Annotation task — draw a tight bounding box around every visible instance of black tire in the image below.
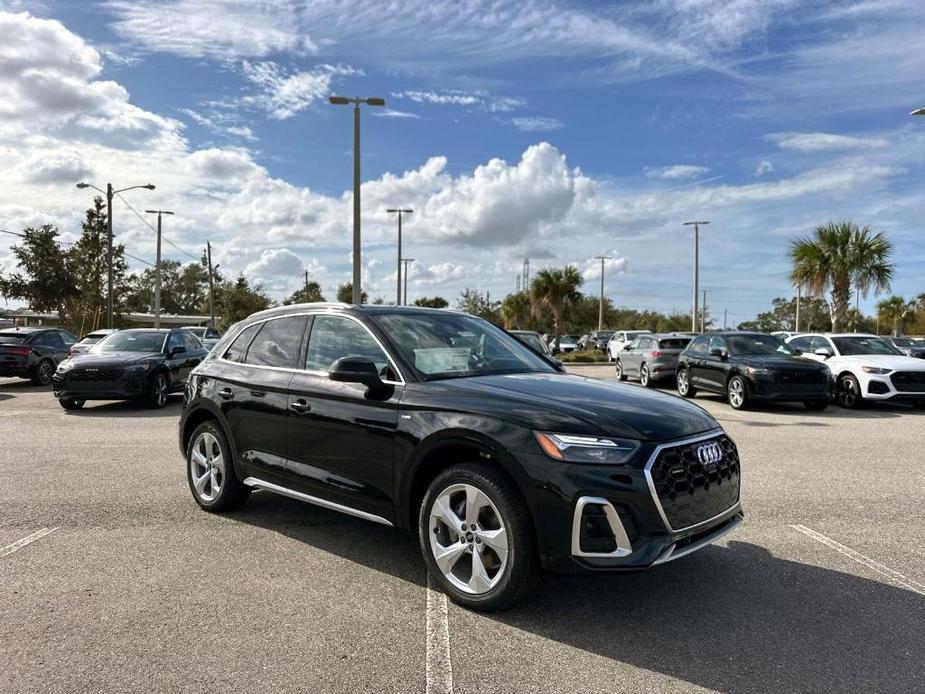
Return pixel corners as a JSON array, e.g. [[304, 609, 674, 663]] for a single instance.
[[419, 463, 539, 612], [147, 372, 169, 409], [31, 359, 54, 386], [836, 373, 863, 409], [640, 363, 654, 388], [615, 360, 627, 381], [677, 367, 696, 397], [727, 375, 750, 410], [59, 398, 85, 410], [803, 400, 829, 411], [186, 420, 250, 512]]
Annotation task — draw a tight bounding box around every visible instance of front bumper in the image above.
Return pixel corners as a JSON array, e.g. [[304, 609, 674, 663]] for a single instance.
[[53, 371, 148, 400], [860, 371, 925, 400], [749, 374, 832, 402], [517, 429, 743, 573]]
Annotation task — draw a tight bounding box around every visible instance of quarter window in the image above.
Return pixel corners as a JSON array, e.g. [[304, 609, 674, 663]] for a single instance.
[[304, 315, 390, 375], [245, 316, 308, 368], [223, 324, 261, 363]]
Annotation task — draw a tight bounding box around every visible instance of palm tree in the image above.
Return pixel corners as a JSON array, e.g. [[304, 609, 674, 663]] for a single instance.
[[876, 295, 914, 336], [530, 265, 582, 349], [499, 291, 531, 330], [790, 222, 894, 332]]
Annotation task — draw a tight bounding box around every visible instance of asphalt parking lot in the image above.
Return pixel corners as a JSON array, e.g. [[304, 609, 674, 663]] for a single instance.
[[2, 367, 923, 694]]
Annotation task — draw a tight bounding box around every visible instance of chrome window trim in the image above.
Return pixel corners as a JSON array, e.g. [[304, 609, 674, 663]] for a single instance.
[[643, 428, 741, 533], [214, 310, 406, 385], [570, 496, 633, 558], [243, 477, 393, 526]]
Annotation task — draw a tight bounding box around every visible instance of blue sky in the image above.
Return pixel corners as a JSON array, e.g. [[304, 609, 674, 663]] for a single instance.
[[1, 0, 924, 324]]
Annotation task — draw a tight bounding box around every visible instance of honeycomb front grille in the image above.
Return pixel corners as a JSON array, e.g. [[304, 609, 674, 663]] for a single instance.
[[648, 435, 740, 530], [69, 368, 123, 383], [891, 371, 925, 392]]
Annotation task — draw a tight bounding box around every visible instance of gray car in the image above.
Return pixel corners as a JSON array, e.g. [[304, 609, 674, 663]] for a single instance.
[[615, 333, 693, 387]]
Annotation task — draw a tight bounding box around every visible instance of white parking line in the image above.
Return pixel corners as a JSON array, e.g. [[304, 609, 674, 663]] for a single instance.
[[425, 572, 454, 694], [0, 527, 58, 558], [791, 524, 925, 597]]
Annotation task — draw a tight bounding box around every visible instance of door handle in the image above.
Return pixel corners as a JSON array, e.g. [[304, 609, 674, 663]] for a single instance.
[[218, 388, 234, 400], [250, 390, 266, 398], [290, 399, 311, 414]]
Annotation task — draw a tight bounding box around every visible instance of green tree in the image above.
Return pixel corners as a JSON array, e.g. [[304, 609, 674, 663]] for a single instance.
[[530, 266, 582, 348], [737, 296, 830, 333], [790, 222, 894, 332], [215, 275, 272, 330], [336, 282, 367, 304], [284, 279, 325, 305], [499, 292, 532, 329], [876, 296, 915, 336], [414, 296, 449, 309], [456, 288, 500, 323], [0, 225, 74, 318]]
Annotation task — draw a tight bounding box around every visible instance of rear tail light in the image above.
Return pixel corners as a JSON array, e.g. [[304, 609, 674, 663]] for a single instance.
[[4, 346, 31, 356], [650, 351, 662, 357]]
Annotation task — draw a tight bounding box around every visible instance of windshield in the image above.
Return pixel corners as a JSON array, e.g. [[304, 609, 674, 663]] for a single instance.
[[93, 331, 166, 353], [374, 313, 556, 381], [596, 331, 614, 339], [512, 333, 548, 354], [833, 336, 902, 356], [891, 338, 915, 347], [727, 334, 797, 356], [183, 327, 206, 337]]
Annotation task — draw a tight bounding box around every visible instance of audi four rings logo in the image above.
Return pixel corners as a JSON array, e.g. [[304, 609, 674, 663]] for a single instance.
[[697, 442, 723, 465]]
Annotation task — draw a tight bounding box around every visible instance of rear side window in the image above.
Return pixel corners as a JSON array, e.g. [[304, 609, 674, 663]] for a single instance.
[[245, 316, 308, 368], [304, 315, 389, 373], [223, 324, 261, 363], [182, 333, 202, 351]]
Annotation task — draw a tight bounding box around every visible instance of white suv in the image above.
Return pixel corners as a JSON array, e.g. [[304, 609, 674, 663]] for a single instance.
[[786, 333, 925, 408], [607, 330, 652, 362]]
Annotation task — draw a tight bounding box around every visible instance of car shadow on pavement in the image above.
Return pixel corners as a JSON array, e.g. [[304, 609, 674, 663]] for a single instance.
[[493, 540, 924, 693], [65, 396, 184, 418]]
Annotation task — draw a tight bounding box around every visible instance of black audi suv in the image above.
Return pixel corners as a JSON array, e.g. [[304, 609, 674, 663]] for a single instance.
[[676, 332, 832, 410], [179, 304, 743, 610], [54, 328, 208, 409], [0, 326, 77, 385]]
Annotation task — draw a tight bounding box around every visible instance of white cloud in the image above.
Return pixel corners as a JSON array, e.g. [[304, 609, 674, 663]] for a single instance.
[[392, 89, 525, 113], [581, 253, 627, 281], [240, 61, 361, 119], [16, 150, 91, 183], [768, 131, 889, 152], [244, 248, 306, 290], [511, 117, 565, 132], [182, 148, 261, 182], [754, 159, 774, 176], [179, 108, 257, 141], [644, 165, 711, 180], [373, 109, 421, 119]]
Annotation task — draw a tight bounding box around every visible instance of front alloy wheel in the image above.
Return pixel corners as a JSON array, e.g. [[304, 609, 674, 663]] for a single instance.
[[727, 375, 749, 410], [420, 464, 538, 611], [148, 373, 168, 408], [837, 374, 863, 409], [677, 368, 696, 397]]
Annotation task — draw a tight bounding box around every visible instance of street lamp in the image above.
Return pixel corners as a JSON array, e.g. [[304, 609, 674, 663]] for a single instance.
[[910, 108, 925, 115], [387, 208, 413, 305], [329, 95, 386, 304], [76, 181, 155, 328], [401, 258, 414, 306], [592, 255, 612, 331], [145, 210, 174, 328], [682, 220, 710, 332]]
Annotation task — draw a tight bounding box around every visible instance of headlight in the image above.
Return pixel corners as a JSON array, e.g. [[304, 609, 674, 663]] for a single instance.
[[861, 366, 891, 374], [534, 432, 640, 464], [127, 363, 153, 373], [56, 360, 74, 372], [745, 366, 771, 376]]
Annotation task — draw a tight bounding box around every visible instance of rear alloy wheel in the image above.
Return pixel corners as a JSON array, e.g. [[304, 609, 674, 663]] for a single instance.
[[420, 463, 538, 611], [677, 368, 696, 398], [640, 364, 653, 388], [837, 373, 863, 409], [186, 421, 250, 511], [31, 359, 54, 386], [59, 398, 85, 410], [148, 373, 168, 409], [615, 360, 626, 381], [727, 375, 749, 410]]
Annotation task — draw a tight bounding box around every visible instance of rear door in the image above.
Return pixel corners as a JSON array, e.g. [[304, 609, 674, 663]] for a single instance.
[[286, 313, 403, 519]]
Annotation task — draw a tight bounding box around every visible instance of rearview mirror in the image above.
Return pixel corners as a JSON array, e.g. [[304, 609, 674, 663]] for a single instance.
[[170, 345, 186, 356], [814, 347, 832, 358], [329, 357, 386, 390]]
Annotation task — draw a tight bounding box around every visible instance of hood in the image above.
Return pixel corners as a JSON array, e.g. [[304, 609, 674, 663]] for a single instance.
[[433, 372, 718, 441], [834, 354, 925, 370], [67, 351, 162, 368]]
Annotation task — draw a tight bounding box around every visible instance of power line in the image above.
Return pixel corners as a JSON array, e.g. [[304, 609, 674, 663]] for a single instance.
[[115, 192, 200, 262], [2, 226, 155, 267]]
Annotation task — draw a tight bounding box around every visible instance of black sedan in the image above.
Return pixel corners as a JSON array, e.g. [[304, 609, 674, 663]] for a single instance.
[[676, 332, 832, 410], [53, 328, 208, 410], [0, 327, 77, 385]]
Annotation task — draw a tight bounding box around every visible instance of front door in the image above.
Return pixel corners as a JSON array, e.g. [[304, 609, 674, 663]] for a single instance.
[[286, 314, 403, 519], [700, 336, 729, 391]]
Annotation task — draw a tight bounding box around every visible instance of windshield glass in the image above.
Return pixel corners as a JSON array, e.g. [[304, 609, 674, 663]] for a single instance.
[[93, 331, 165, 353], [833, 336, 902, 356], [183, 328, 206, 337], [375, 313, 556, 381], [727, 334, 797, 356]]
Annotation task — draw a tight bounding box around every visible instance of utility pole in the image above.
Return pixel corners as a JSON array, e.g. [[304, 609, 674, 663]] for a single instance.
[[76, 181, 155, 328], [401, 258, 414, 305], [795, 285, 802, 332], [329, 96, 385, 304], [701, 289, 707, 333], [593, 255, 612, 331], [145, 210, 174, 328], [683, 221, 710, 333], [387, 208, 412, 305], [723, 308, 728, 330], [304, 269, 310, 292], [202, 242, 215, 329], [522, 258, 530, 293]]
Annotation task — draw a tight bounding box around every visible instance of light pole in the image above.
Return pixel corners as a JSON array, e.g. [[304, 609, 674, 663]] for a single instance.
[[911, 108, 925, 115], [401, 258, 414, 306], [329, 95, 385, 304], [683, 220, 710, 332], [201, 241, 216, 329], [593, 255, 611, 331], [145, 210, 174, 328], [76, 181, 155, 328], [387, 208, 413, 305]]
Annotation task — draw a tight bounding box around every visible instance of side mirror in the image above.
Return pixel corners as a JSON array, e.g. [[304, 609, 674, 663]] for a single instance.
[[623, 344, 633, 351], [814, 348, 832, 358], [709, 347, 727, 359], [551, 347, 561, 355], [170, 345, 186, 356], [329, 357, 385, 390]]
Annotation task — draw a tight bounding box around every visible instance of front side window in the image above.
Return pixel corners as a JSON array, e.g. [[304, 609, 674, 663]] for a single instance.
[[95, 332, 166, 353], [708, 336, 726, 354], [789, 336, 812, 352], [305, 315, 390, 374], [726, 334, 796, 356], [373, 312, 555, 381], [182, 332, 202, 351], [59, 331, 77, 345], [688, 337, 709, 355], [832, 336, 901, 356], [34, 331, 65, 348], [246, 316, 308, 368], [167, 333, 185, 353]]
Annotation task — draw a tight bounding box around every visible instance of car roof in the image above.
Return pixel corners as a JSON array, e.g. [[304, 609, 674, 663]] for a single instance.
[[509, 330, 539, 335], [247, 302, 469, 321], [791, 332, 878, 338], [0, 326, 49, 334]]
